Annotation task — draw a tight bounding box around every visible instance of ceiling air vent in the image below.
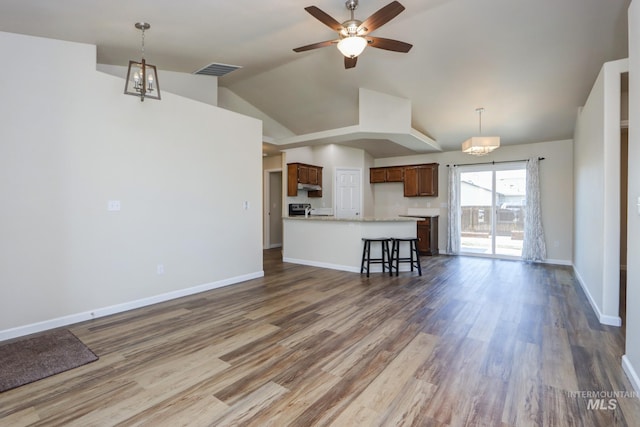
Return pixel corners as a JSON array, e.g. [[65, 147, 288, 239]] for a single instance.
[[193, 63, 242, 77]]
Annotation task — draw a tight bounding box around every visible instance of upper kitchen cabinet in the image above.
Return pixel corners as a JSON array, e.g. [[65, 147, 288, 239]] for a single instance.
[[403, 163, 439, 197], [287, 162, 323, 197], [370, 166, 404, 183]]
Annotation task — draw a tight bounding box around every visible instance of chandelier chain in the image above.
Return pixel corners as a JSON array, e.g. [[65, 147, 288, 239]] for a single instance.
[[141, 28, 145, 59]]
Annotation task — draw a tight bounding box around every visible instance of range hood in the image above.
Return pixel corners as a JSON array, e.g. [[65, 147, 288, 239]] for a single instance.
[[297, 183, 322, 191]]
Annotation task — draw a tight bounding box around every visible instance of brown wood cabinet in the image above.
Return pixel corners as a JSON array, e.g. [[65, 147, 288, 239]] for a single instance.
[[370, 168, 386, 183], [370, 166, 404, 183], [416, 216, 439, 255], [403, 163, 438, 197], [287, 163, 323, 197], [386, 167, 404, 182], [370, 163, 438, 197], [308, 166, 320, 185]]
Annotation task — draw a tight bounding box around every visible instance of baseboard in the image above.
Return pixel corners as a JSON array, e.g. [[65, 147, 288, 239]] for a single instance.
[[622, 355, 640, 396], [573, 267, 622, 327], [0, 271, 264, 342], [283, 257, 360, 273], [542, 258, 573, 266], [450, 252, 572, 266]]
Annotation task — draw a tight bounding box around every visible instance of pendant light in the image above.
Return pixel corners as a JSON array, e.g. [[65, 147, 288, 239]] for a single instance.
[[124, 22, 161, 102], [462, 107, 500, 156]]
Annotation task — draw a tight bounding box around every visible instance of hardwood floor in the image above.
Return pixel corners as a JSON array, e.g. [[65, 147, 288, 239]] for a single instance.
[[1, 250, 639, 426]]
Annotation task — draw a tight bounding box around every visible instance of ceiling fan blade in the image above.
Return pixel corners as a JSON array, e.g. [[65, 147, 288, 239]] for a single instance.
[[304, 6, 344, 32], [293, 40, 338, 52], [366, 36, 412, 53], [344, 56, 358, 69], [358, 1, 405, 34]]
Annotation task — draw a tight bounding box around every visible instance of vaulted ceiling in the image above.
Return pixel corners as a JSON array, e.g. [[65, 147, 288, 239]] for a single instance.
[[0, 0, 630, 157]]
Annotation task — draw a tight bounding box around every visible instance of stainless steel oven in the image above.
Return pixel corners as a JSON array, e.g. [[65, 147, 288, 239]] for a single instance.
[[288, 203, 311, 216]]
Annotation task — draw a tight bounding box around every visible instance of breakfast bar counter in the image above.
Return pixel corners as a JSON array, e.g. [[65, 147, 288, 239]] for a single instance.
[[282, 216, 417, 273]]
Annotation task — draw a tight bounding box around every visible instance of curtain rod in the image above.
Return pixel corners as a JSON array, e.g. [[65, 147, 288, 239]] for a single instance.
[[446, 157, 545, 167]]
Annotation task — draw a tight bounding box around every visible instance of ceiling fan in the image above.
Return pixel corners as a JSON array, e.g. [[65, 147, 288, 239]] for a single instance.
[[293, 0, 412, 69]]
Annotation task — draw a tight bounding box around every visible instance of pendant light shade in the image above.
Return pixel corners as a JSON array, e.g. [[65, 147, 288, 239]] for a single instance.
[[462, 108, 499, 156], [124, 22, 161, 102], [461, 136, 501, 156]]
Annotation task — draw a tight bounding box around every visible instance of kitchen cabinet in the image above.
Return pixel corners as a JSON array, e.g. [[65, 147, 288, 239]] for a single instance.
[[287, 162, 323, 197], [417, 216, 439, 255], [404, 163, 438, 197], [308, 166, 320, 185], [370, 166, 404, 183], [370, 168, 386, 183]]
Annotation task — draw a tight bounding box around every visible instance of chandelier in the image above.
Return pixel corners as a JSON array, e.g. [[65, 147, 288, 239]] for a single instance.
[[124, 22, 161, 102], [462, 108, 500, 156]]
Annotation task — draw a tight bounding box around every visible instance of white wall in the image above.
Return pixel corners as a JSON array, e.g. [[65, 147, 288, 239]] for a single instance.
[[624, 0, 640, 395], [573, 59, 628, 326], [218, 87, 295, 141], [373, 140, 574, 265], [0, 32, 263, 339]]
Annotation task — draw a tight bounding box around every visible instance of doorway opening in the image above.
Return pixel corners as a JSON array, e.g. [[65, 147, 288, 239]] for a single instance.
[[264, 169, 283, 249], [620, 70, 629, 329], [458, 163, 527, 258]]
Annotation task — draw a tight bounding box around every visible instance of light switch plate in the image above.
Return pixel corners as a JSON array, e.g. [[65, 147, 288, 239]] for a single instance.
[[108, 200, 121, 211]]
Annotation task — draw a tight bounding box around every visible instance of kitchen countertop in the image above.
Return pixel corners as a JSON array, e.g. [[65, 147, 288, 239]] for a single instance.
[[284, 216, 417, 222], [398, 214, 439, 219]]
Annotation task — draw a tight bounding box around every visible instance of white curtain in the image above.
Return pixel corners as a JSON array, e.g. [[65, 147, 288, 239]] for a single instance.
[[522, 157, 546, 261], [447, 166, 460, 254]]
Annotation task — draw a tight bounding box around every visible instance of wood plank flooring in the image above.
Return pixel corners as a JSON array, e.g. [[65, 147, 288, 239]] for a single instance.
[[1, 250, 640, 426]]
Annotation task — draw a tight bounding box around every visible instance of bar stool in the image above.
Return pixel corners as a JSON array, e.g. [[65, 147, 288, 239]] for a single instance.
[[360, 238, 391, 277], [390, 238, 422, 276]]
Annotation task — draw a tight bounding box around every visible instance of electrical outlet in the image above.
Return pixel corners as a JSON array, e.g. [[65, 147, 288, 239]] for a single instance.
[[107, 200, 121, 211], [157, 264, 164, 275]]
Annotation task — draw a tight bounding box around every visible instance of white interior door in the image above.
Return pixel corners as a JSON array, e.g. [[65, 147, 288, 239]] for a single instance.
[[335, 168, 361, 218]]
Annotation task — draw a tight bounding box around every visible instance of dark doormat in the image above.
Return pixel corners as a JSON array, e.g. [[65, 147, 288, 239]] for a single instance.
[[0, 329, 98, 393]]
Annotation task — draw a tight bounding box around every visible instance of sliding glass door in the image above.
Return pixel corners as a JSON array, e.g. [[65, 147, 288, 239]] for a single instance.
[[459, 163, 526, 257]]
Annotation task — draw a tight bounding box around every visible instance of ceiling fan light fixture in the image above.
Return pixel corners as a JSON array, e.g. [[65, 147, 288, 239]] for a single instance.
[[462, 108, 500, 156], [337, 36, 367, 58]]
